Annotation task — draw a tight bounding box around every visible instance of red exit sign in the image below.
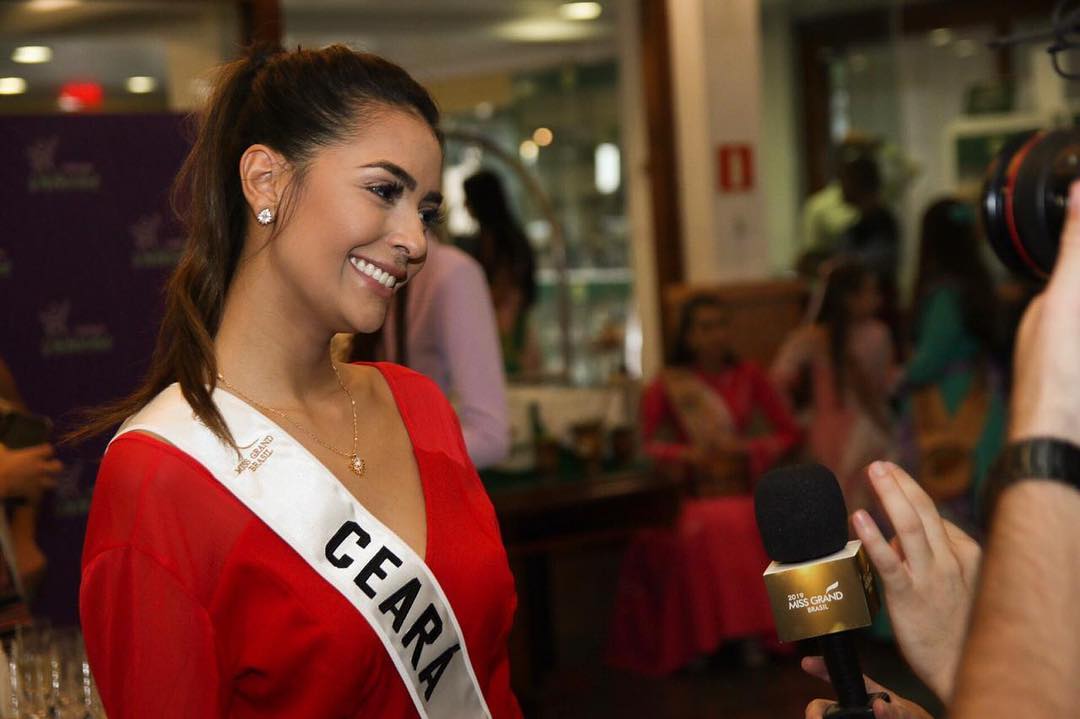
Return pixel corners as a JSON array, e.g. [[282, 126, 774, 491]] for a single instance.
[[717, 143, 754, 193]]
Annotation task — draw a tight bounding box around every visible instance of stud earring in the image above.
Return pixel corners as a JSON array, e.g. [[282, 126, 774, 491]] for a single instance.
[[256, 207, 275, 225]]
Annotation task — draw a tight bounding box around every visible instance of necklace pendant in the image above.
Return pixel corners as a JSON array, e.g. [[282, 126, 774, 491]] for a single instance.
[[349, 454, 366, 478]]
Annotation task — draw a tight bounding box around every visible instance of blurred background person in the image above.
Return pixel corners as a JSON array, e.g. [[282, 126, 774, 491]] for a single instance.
[[897, 198, 1007, 529], [772, 262, 897, 515], [607, 294, 801, 676], [0, 355, 60, 597], [808, 181, 1080, 719], [836, 153, 903, 352], [460, 170, 541, 379], [798, 134, 878, 275], [342, 234, 511, 469], [639, 295, 801, 483], [0, 444, 59, 503], [837, 154, 900, 280]]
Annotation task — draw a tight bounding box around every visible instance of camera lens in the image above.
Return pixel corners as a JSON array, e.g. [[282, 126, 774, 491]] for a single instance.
[[982, 128, 1080, 279]]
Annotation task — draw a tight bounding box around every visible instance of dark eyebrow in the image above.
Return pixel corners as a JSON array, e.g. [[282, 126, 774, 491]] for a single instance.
[[359, 161, 417, 192]]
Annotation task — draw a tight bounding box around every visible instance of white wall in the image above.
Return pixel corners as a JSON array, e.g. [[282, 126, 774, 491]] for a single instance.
[[760, 1, 802, 273], [885, 28, 1000, 295], [164, 5, 237, 111], [669, 0, 771, 284], [867, 32, 1064, 295]]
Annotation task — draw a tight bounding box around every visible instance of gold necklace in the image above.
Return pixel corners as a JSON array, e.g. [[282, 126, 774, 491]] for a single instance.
[[216, 361, 366, 478]]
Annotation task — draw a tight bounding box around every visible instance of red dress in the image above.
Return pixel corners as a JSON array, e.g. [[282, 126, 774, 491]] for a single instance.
[[80, 364, 522, 718], [607, 361, 800, 676]]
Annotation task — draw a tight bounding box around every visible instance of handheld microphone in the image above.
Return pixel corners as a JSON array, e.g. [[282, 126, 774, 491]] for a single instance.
[[754, 464, 882, 718]]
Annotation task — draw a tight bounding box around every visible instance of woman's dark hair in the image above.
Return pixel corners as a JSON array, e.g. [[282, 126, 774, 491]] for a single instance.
[[463, 170, 537, 309], [913, 197, 1002, 355], [669, 293, 732, 367], [815, 261, 872, 397], [70, 44, 440, 446]]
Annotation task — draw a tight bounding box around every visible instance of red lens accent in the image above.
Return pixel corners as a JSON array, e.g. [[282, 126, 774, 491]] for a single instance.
[[1003, 132, 1052, 279]]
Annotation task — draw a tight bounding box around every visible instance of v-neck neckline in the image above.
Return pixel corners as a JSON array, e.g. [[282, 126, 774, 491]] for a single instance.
[[212, 362, 432, 565], [359, 362, 432, 565]]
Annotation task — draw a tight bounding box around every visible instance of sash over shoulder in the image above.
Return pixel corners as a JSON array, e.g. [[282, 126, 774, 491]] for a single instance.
[[111, 383, 493, 719]]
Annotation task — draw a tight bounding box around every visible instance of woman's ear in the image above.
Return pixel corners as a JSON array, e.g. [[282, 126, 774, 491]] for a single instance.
[[239, 144, 290, 221]]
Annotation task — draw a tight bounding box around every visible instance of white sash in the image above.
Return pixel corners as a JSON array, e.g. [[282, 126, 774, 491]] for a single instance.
[[112, 384, 493, 719]]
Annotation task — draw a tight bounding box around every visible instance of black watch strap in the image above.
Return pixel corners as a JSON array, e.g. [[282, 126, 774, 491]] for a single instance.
[[986, 438, 1080, 521]]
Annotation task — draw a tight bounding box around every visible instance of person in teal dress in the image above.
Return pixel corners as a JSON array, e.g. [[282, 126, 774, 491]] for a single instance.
[[899, 198, 1007, 528]]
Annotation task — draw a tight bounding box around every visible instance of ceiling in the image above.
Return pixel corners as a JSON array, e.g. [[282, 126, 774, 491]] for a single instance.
[[0, 0, 619, 112], [282, 0, 617, 80]]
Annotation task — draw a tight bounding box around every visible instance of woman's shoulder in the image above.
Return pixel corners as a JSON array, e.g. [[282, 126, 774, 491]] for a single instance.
[[99, 431, 218, 494], [88, 433, 252, 555], [97, 431, 249, 509], [353, 361, 447, 407]]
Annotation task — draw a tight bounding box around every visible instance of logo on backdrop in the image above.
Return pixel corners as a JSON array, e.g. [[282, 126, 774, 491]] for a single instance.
[[39, 300, 114, 357], [52, 461, 92, 517], [0, 249, 10, 279], [130, 213, 184, 269], [27, 136, 101, 193]]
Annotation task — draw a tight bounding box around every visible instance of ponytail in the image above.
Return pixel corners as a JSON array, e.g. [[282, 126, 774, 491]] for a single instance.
[[68, 44, 439, 446]]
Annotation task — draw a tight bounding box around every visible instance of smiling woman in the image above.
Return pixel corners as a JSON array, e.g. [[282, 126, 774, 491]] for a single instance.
[[72, 44, 522, 719]]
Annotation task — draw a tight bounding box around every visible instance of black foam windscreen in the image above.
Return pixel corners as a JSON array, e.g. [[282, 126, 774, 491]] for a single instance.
[[754, 463, 849, 564]]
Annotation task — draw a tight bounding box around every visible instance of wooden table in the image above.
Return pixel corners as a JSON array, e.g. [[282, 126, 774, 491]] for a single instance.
[[490, 468, 681, 552], [486, 468, 682, 700]]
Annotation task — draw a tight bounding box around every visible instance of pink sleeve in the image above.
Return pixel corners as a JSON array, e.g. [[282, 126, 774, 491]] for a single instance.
[[769, 331, 809, 394], [433, 256, 511, 469]]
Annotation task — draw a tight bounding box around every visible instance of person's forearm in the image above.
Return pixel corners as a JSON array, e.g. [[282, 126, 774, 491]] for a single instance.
[[951, 480, 1080, 718]]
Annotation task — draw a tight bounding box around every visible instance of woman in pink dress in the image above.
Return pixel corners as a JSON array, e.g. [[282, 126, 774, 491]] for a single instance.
[[607, 295, 801, 676], [771, 261, 898, 515]]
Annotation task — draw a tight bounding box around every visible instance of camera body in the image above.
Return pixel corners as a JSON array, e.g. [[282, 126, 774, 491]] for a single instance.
[[982, 127, 1080, 279]]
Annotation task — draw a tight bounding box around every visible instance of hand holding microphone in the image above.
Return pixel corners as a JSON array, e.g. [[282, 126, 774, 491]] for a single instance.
[[796, 461, 980, 717], [755, 464, 884, 717], [801, 658, 933, 719], [850, 461, 979, 702]]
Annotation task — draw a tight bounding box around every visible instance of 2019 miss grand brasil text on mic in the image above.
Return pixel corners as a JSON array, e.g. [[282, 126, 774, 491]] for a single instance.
[[755, 463, 884, 718]]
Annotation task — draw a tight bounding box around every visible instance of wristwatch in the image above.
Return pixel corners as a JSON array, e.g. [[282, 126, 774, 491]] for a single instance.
[[985, 438, 1080, 521]]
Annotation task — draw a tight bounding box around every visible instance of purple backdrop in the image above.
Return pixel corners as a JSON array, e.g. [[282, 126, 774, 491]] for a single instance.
[[0, 114, 189, 624]]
